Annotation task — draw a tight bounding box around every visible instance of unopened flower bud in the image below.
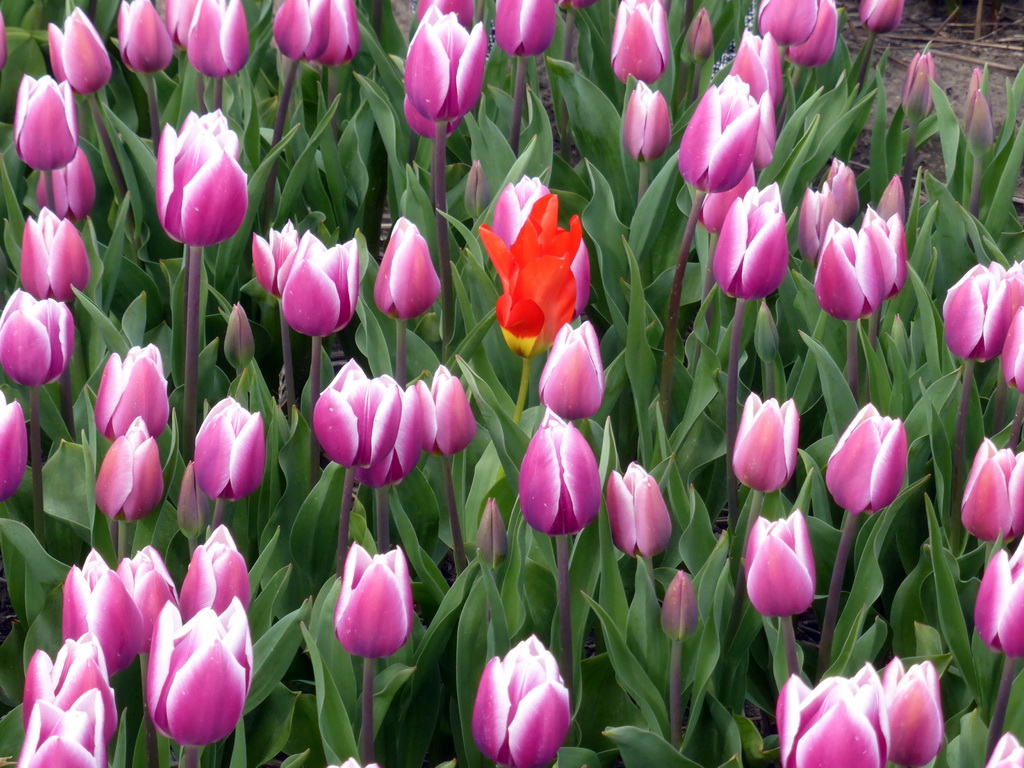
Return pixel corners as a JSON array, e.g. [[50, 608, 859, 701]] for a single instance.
[[465, 160, 490, 218], [225, 303, 254, 370], [661, 570, 698, 641], [754, 301, 778, 364], [478, 499, 507, 568], [902, 51, 936, 123], [177, 461, 209, 538], [965, 67, 994, 157], [687, 8, 713, 62]]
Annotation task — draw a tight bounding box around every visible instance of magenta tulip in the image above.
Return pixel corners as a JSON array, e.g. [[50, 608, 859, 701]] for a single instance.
[[0, 291, 74, 387], [406, 7, 486, 122], [14, 75, 78, 172], [902, 52, 936, 122], [119, 0, 174, 73], [157, 110, 248, 247], [252, 221, 300, 299], [354, 382, 426, 488], [418, 0, 474, 27], [335, 544, 414, 658], [861, 0, 903, 33], [882, 658, 943, 767], [787, 0, 838, 67], [519, 410, 601, 535], [0, 391, 27, 502], [798, 185, 837, 264], [877, 174, 905, 221], [18, 691, 107, 768], [116, 546, 179, 654], [496, 0, 556, 56], [49, 9, 112, 95], [423, 365, 477, 456], [606, 462, 672, 557], [21, 208, 90, 303], [861, 207, 907, 300], [1004, 308, 1024, 390], [611, 0, 670, 84], [714, 183, 788, 300], [179, 525, 250, 619], [623, 82, 672, 162], [824, 159, 859, 225], [95, 345, 169, 440], [815, 222, 887, 321], [943, 263, 1012, 361], [375, 218, 440, 319], [988, 734, 1024, 768], [757, 0, 820, 45], [472, 636, 570, 768], [538, 321, 605, 420], [194, 398, 265, 501], [166, 0, 200, 47], [977, 540, 1024, 657], [826, 405, 907, 514], [733, 394, 799, 493], [36, 148, 95, 221], [314, 361, 404, 468], [316, 0, 360, 65], [405, 94, 463, 139], [700, 167, 756, 235], [961, 439, 1024, 542], [187, 0, 249, 78], [0, 11, 6, 69], [96, 417, 164, 522], [281, 233, 360, 337], [274, 0, 330, 61], [745, 510, 815, 617], [731, 31, 783, 107]]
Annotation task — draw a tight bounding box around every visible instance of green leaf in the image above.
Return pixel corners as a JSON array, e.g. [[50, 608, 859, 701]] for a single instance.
[[800, 330, 858, 437], [42, 441, 96, 541], [0, 518, 68, 623], [246, 600, 309, 715], [604, 726, 701, 768], [300, 623, 359, 764]]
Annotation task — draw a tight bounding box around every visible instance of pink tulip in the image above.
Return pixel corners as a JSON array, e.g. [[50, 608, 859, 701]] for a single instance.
[[96, 417, 164, 522], [519, 410, 601, 535], [758, 0, 820, 45], [882, 658, 943, 767], [538, 321, 605, 420], [330, 762, 382, 768], [116, 546, 179, 653], [281, 233, 360, 337], [405, 7, 487, 123], [166, 0, 201, 47], [787, 0, 838, 67], [49, 9, 112, 95], [745, 510, 815, 617], [496, 0, 556, 57], [733, 394, 799, 493], [861, 207, 907, 299], [943, 263, 1012, 361], [36, 148, 95, 221], [623, 82, 671, 162], [225, 303, 254, 369], [0, 391, 27, 502], [731, 31, 783, 107], [335, 544, 414, 658], [1004, 308, 1024, 390], [194, 397, 265, 501], [375, 218, 440, 319], [95, 345, 169, 440], [119, 0, 175, 73], [962, 439, 1024, 542], [179, 525, 250, 619], [778, 665, 889, 768], [63, 550, 144, 675], [418, 0, 474, 27], [825, 159, 859, 225], [611, 0, 670, 85], [21, 208, 90, 303], [354, 382, 426, 488], [314, 361, 404, 468], [606, 462, 672, 557], [316, 0, 361, 65], [902, 52, 936, 122], [714, 183, 788, 300], [966, 68, 994, 156], [0, 290, 74, 387], [877, 174, 905, 221], [814, 222, 887, 321], [861, 0, 903, 33], [187, 0, 249, 78], [404, 95, 463, 139], [988, 734, 1024, 768], [177, 461, 209, 538], [274, 0, 330, 61], [422, 365, 477, 456], [252, 221, 300, 298], [18, 691, 107, 768], [157, 110, 248, 246], [0, 12, 6, 70], [700, 167, 756, 235], [14, 75, 78, 172], [976, 540, 1024, 656], [798, 185, 837, 264], [147, 600, 253, 745], [826, 405, 907, 514], [661, 570, 699, 640], [472, 636, 570, 768]]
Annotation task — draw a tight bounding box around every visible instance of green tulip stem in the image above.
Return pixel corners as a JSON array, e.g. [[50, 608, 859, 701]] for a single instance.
[[987, 656, 1018, 759], [510, 56, 528, 157], [637, 161, 649, 204], [900, 119, 919, 211], [183, 745, 199, 768], [58, 365, 75, 438], [376, 486, 390, 552], [1010, 395, 1024, 450], [726, 488, 763, 645], [556, 8, 577, 160], [817, 511, 861, 678], [117, 520, 129, 561], [361, 656, 376, 764], [140, 655, 160, 768], [867, 307, 881, 351], [702, 233, 720, 303], [856, 30, 877, 90], [183, 245, 203, 462], [310, 335, 323, 489], [847, 319, 860, 403], [395, 320, 408, 388], [669, 638, 683, 748], [145, 74, 161, 151], [433, 120, 454, 358], [970, 154, 984, 219], [327, 67, 340, 142], [213, 77, 224, 113], [782, 615, 800, 680], [994, 376, 1008, 432], [556, 534, 574, 698], [512, 356, 532, 425], [442, 455, 469, 572], [725, 298, 747, 534], [336, 466, 356, 578], [262, 59, 300, 228], [88, 94, 128, 201], [659, 189, 708, 424], [196, 74, 207, 112], [951, 358, 977, 554], [29, 387, 45, 548], [43, 170, 56, 213], [689, 61, 703, 106], [279, 304, 297, 410], [562, 8, 577, 63], [212, 498, 227, 530]]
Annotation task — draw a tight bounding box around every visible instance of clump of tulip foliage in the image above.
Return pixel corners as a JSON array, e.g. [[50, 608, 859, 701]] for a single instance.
[[0, 0, 1021, 765]]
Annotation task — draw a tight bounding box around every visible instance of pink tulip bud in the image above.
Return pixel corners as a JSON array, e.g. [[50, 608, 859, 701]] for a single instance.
[[1004, 308, 1024, 390], [731, 31, 783, 107], [661, 570, 699, 640], [1006, 264, 1024, 318], [116, 546, 178, 653], [988, 734, 1024, 768], [520, 410, 601, 535], [96, 417, 164, 522], [187, 0, 249, 78], [715, 183, 788, 300], [148, 600, 253, 745], [778, 665, 889, 768], [404, 94, 463, 139], [252, 221, 300, 298], [966, 67, 994, 156], [745, 510, 815, 617], [0, 12, 6, 70], [194, 398, 265, 501], [944, 263, 1012, 361], [976, 541, 1024, 656], [157, 111, 248, 246], [63, 550, 144, 674], [825, 159, 859, 225], [472, 636, 570, 768], [0, 392, 27, 502], [861, 0, 903, 33], [606, 462, 672, 557], [95, 345, 169, 440], [882, 658, 943, 767], [179, 525, 250, 619], [36, 148, 95, 221], [314, 361, 404, 468], [0, 290, 74, 387], [316, 0, 360, 65], [700, 167, 756, 234], [478, 498, 508, 567], [49, 9, 112, 95], [281, 233, 360, 337], [758, 0, 820, 45], [733, 394, 799, 493], [177, 461, 209, 537], [787, 0, 837, 67], [538, 321, 605, 420], [496, 0, 556, 57], [961, 438, 1024, 542], [225, 303, 254, 369], [406, 7, 486, 122], [21, 208, 90, 303], [274, 0, 330, 61], [465, 160, 490, 217], [611, 0, 670, 84], [119, 0, 174, 73], [861, 207, 907, 300], [14, 75, 78, 171], [877, 174, 905, 221], [424, 365, 476, 455], [335, 544, 415, 658], [24, 635, 117, 743], [798, 185, 836, 264], [902, 52, 936, 123], [375, 218, 440, 319], [18, 691, 107, 768], [623, 83, 671, 162], [814, 221, 886, 321], [166, 0, 200, 47], [355, 382, 426, 488], [826, 404, 907, 514], [686, 8, 714, 61], [419, 0, 475, 26]]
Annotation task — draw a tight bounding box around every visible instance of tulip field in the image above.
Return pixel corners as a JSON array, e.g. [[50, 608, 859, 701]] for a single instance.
[[2, 0, 1024, 765]]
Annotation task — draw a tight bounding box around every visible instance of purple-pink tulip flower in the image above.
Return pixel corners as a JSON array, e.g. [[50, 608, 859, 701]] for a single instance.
[[861, 207, 907, 300], [14, 75, 78, 172], [745, 509, 815, 617], [731, 31, 783, 107], [63, 550, 144, 675], [194, 397, 265, 501], [116, 546, 179, 654], [0, 392, 27, 502], [35, 148, 95, 222], [961, 439, 1024, 542], [700, 167, 756, 235], [826, 404, 907, 514], [757, 0, 820, 45], [314, 361, 404, 468], [815, 221, 888, 321], [623, 82, 672, 162], [733, 394, 799, 493], [662, 570, 699, 640], [165, 0, 200, 47], [496, 0, 556, 56], [335, 544, 415, 658], [714, 183, 788, 300], [375, 218, 440, 319], [977, 539, 1024, 656], [316, 0, 361, 65], [147, 600, 253, 746], [179, 525, 250, 619], [406, 7, 487, 123], [861, 0, 903, 33], [1004, 308, 1024, 390], [944, 263, 1012, 361], [405, 95, 462, 139], [49, 9, 112, 95], [95, 345, 169, 440], [21, 208, 90, 303], [606, 462, 672, 558], [787, 0, 838, 67], [96, 417, 164, 522], [421, 365, 477, 456], [882, 658, 943, 767], [281, 233, 360, 337], [354, 382, 426, 488], [187, 0, 249, 78], [902, 52, 936, 122], [157, 110, 248, 247], [611, 0, 670, 84], [538, 321, 605, 420], [798, 185, 837, 264], [274, 0, 330, 61], [252, 221, 300, 299], [988, 734, 1024, 768], [877, 174, 905, 221], [472, 635, 570, 768], [520, 409, 601, 535], [418, 0, 474, 27], [18, 690, 107, 768], [825, 159, 859, 225], [119, 0, 175, 73], [0, 291, 74, 387]]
